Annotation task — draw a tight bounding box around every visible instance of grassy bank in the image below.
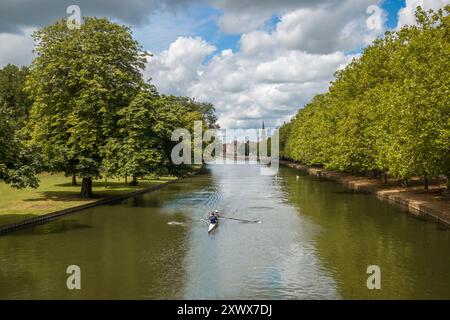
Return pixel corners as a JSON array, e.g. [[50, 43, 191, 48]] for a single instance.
[[0, 173, 176, 226]]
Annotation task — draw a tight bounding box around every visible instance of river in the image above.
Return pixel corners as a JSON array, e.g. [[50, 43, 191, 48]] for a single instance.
[[0, 163, 449, 299]]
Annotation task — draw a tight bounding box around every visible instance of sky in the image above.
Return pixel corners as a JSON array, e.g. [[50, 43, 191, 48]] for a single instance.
[[0, 0, 449, 130]]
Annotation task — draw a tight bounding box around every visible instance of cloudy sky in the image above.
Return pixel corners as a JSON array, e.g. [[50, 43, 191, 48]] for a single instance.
[[1, 0, 449, 129]]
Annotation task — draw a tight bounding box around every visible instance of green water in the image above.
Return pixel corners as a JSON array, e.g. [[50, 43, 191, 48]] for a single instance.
[[0, 164, 449, 299]]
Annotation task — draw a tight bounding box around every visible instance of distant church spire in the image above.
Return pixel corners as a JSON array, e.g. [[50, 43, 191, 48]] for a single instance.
[[261, 121, 266, 141]]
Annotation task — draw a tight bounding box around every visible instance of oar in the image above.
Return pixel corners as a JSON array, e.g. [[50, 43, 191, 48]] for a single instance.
[[219, 216, 261, 223]]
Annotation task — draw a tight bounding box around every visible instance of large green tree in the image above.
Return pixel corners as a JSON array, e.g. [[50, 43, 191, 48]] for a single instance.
[[101, 87, 163, 185], [100, 89, 212, 185], [26, 17, 146, 197]]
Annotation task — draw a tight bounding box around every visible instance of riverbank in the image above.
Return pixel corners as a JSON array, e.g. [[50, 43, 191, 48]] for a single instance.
[[0, 172, 192, 233], [281, 160, 450, 227]]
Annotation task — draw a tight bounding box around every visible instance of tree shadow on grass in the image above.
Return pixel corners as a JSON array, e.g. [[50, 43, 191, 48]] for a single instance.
[[19, 177, 170, 206], [54, 181, 131, 188], [55, 180, 167, 189], [22, 182, 164, 202], [21, 190, 108, 202]]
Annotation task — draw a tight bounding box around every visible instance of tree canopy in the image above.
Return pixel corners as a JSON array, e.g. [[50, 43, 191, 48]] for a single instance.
[[0, 99, 39, 188], [279, 6, 450, 189], [0, 64, 32, 127], [25, 17, 149, 197]]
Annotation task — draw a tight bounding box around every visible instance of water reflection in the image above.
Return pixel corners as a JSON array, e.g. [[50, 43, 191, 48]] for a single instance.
[[279, 166, 450, 299]]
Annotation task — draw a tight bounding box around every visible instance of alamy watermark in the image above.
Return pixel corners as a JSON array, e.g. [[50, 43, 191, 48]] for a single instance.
[[66, 5, 81, 30], [66, 265, 81, 290], [366, 265, 381, 290], [366, 5, 383, 31]]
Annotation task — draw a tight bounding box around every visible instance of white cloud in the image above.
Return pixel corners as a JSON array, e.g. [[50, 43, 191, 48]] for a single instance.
[[255, 51, 350, 83], [397, 0, 450, 29], [274, 0, 385, 54], [240, 31, 277, 57], [217, 12, 269, 34], [146, 34, 352, 129], [0, 29, 35, 67], [211, 0, 328, 34], [145, 0, 381, 129], [144, 36, 216, 95]]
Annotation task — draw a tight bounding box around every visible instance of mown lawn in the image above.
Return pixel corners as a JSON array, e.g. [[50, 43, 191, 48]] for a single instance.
[[0, 173, 176, 225]]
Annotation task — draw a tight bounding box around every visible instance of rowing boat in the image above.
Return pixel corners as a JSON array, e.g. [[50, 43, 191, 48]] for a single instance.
[[208, 219, 218, 233]]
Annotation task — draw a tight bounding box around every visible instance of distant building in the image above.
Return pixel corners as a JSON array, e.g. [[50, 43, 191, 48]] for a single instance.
[[222, 140, 239, 157], [261, 121, 266, 141], [221, 122, 267, 160]]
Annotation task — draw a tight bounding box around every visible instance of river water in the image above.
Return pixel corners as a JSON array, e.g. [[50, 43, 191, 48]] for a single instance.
[[0, 163, 449, 299]]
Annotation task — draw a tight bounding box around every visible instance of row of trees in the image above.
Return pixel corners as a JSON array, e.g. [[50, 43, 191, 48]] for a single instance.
[[0, 17, 217, 197], [279, 7, 450, 190]]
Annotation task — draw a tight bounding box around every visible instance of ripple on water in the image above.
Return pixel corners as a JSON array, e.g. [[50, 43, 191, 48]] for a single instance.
[[167, 221, 184, 226]]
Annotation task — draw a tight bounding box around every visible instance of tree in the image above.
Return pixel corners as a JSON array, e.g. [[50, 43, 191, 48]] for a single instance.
[[101, 87, 163, 185], [0, 64, 32, 127], [100, 89, 213, 185], [26, 17, 146, 197], [156, 95, 209, 176], [0, 65, 38, 188], [167, 97, 218, 129], [0, 100, 39, 188]]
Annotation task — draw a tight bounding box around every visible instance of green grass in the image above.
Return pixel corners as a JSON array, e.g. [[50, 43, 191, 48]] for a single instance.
[[0, 173, 176, 226]]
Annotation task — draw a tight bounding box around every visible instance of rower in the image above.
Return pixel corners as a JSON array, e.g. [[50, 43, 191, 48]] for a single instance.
[[209, 210, 219, 224]]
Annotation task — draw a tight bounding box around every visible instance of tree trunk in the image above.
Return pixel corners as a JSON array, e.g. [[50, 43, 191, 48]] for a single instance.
[[384, 172, 388, 184], [71, 174, 77, 186], [125, 175, 128, 184], [80, 177, 93, 198], [371, 169, 378, 179], [424, 177, 429, 192], [130, 176, 138, 186], [399, 178, 409, 188]]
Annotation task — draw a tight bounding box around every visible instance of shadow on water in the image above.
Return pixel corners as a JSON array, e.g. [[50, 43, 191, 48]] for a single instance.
[[0, 214, 37, 226], [120, 173, 216, 210], [310, 178, 336, 183], [5, 219, 94, 237], [333, 190, 371, 195]]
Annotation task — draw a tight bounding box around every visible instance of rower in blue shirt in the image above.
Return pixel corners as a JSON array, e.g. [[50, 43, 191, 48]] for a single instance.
[[209, 210, 219, 224]]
